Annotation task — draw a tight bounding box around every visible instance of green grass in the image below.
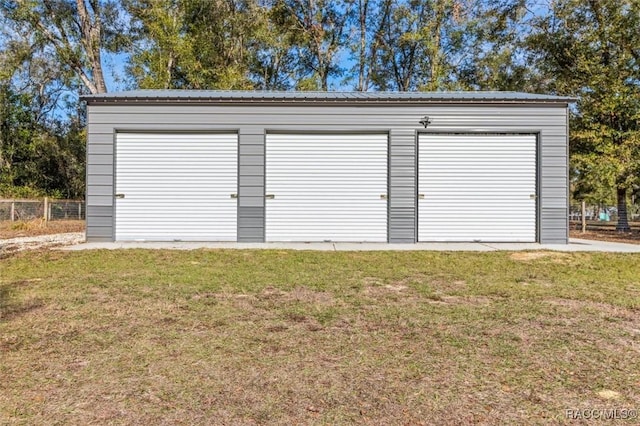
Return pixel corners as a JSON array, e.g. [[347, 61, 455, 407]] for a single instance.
[[1, 249, 640, 424]]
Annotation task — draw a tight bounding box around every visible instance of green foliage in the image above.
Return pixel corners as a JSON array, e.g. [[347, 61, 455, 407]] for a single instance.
[[0, 184, 46, 198], [126, 0, 263, 90], [0, 84, 36, 189], [364, 0, 462, 91], [272, 0, 352, 91], [0, 84, 85, 199], [528, 0, 640, 215], [1, 0, 127, 94], [248, 3, 297, 90], [125, 0, 194, 89], [457, 0, 538, 91], [184, 0, 263, 89]]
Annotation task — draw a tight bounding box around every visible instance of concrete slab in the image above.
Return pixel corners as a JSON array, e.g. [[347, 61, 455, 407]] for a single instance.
[[558, 238, 640, 253], [61, 238, 640, 253]]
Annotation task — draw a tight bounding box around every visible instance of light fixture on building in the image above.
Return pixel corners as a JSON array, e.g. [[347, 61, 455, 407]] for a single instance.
[[419, 116, 432, 128]]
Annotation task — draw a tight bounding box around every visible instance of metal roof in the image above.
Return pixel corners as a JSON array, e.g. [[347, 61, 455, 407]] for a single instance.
[[82, 90, 575, 104]]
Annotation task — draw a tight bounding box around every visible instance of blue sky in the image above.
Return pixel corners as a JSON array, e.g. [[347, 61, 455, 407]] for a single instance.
[[103, 52, 129, 92]]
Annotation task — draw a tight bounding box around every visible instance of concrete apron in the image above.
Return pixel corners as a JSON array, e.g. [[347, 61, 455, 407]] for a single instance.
[[61, 238, 640, 253]]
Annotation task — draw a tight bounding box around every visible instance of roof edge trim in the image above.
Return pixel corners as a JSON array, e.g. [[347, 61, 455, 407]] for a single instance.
[[81, 90, 577, 104]]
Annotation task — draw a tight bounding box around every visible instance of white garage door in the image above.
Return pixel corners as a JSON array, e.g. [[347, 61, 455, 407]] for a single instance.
[[418, 134, 537, 242], [265, 133, 388, 242], [115, 132, 237, 241]]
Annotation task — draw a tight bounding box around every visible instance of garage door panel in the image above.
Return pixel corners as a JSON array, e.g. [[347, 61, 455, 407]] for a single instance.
[[266, 133, 388, 242], [419, 134, 536, 242], [115, 133, 237, 241]]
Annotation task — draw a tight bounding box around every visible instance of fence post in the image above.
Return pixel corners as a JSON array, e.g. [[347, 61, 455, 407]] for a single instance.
[[78, 203, 82, 220], [44, 197, 49, 222], [581, 200, 586, 233], [10, 201, 15, 221]]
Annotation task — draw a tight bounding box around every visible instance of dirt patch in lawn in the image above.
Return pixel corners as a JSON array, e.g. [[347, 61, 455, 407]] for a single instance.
[[510, 251, 571, 262], [428, 294, 495, 306], [284, 286, 334, 305], [544, 297, 640, 320], [362, 283, 413, 298]]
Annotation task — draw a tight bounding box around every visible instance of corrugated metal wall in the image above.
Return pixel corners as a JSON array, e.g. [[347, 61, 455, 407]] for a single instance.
[[86, 103, 568, 243]]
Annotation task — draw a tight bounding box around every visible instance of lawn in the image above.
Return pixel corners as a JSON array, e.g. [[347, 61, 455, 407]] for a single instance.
[[1, 249, 639, 424]]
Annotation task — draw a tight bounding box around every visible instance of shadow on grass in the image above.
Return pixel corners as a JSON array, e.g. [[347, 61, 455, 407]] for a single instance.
[[0, 243, 22, 260], [0, 281, 43, 322]]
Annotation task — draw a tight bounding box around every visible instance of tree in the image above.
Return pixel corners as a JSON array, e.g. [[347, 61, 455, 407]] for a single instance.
[[0, 82, 85, 198], [1, 9, 87, 198], [366, 0, 471, 91], [1, 0, 128, 94], [272, 0, 352, 91], [249, 3, 298, 90], [127, 0, 264, 89], [125, 0, 195, 89], [528, 0, 640, 232], [345, 0, 389, 91], [0, 84, 34, 190], [456, 0, 538, 91], [183, 0, 261, 89]]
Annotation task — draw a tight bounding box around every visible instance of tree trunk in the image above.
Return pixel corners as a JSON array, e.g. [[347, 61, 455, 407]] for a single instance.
[[357, 0, 367, 91], [428, 1, 444, 90], [616, 187, 631, 232], [77, 0, 107, 94]]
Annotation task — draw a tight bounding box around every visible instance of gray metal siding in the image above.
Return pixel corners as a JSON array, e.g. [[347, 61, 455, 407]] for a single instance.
[[86, 104, 569, 243], [389, 129, 417, 243], [238, 131, 265, 241]]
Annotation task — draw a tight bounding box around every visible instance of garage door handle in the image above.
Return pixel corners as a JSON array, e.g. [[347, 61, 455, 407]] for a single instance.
[[115, 194, 125, 199], [265, 194, 275, 199], [418, 194, 425, 199]]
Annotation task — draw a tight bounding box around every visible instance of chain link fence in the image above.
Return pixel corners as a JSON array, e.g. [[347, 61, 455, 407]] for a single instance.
[[570, 203, 640, 222], [569, 201, 640, 233], [569, 203, 618, 222], [0, 199, 85, 222]]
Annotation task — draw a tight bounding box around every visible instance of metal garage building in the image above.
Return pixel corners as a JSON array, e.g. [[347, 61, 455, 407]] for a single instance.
[[82, 91, 572, 244]]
